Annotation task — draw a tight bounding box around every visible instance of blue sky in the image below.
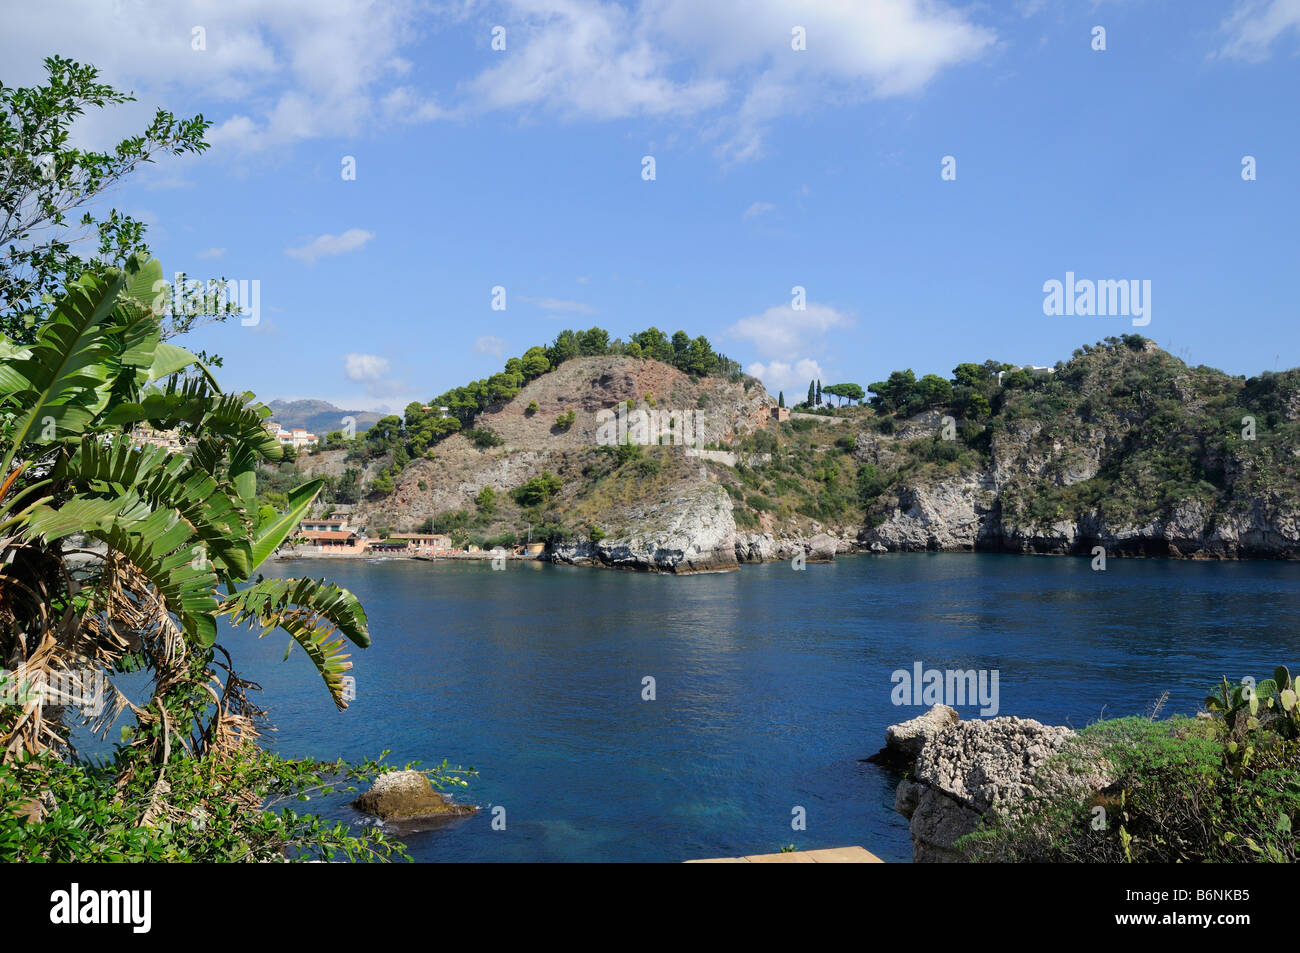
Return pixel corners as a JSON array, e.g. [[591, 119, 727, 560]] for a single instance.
[[5, 0, 1299, 411]]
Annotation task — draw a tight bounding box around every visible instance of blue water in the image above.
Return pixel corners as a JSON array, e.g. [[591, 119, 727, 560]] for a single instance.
[[226, 554, 1300, 862]]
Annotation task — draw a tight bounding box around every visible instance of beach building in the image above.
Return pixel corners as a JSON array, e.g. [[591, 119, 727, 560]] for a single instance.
[[301, 518, 350, 534], [386, 533, 452, 552], [297, 530, 367, 554]]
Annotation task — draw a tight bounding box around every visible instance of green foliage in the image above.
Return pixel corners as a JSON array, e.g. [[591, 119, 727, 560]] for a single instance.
[[0, 249, 472, 864], [868, 369, 917, 414], [430, 509, 472, 533], [467, 427, 504, 448], [856, 463, 889, 503], [554, 410, 576, 431], [962, 663, 1300, 864], [823, 382, 865, 405], [0, 751, 470, 862], [599, 441, 643, 466], [0, 57, 213, 345], [511, 471, 562, 507]]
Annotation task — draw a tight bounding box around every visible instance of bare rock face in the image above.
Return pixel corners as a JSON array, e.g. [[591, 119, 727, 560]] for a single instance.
[[881, 708, 1095, 863], [550, 482, 740, 573], [806, 533, 839, 562], [734, 532, 781, 563], [352, 770, 476, 823], [862, 473, 997, 552], [884, 704, 959, 762], [913, 716, 1075, 815]]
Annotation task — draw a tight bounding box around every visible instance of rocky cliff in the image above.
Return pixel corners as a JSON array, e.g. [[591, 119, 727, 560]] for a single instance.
[[339, 355, 854, 572], [282, 337, 1300, 570], [858, 339, 1300, 559]]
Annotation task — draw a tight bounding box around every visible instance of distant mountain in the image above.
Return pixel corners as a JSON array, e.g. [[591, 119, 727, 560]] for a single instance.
[[264, 399, 383, 436]]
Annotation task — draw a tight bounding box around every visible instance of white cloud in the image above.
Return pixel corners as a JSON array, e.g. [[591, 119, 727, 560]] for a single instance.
[[475, 335, 507, 357], [344, 353, 390, 382], [196, 247, 226, 260], [0, 0, 429, 153], [286, 228, 375, 264], [743, 201, 775, 220], [461, 1, 728, 120], [1215, 0, 1300, 61], [746, 358, 825, 398], [0, 0, 995, 164], [728, 301, 852, 360], [523, 296, 598, 315], [380, 85, 447, 123], [455, 0, 995, 161]]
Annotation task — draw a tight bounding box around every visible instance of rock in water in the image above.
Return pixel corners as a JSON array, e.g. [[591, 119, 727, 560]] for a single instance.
[[880, 703, 960, 763], [878, 709, 1099, 862], [352, 770, 476, 823]]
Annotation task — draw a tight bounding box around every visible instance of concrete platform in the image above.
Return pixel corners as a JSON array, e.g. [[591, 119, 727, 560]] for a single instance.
[[685, 846, 883, 863]]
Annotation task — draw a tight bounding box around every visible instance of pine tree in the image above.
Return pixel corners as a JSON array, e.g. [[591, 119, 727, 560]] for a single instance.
[[778, 391, 785, 407]]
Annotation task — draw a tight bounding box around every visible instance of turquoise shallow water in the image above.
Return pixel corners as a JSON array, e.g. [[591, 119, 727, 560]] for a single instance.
[[226, 553, 1300, 862]]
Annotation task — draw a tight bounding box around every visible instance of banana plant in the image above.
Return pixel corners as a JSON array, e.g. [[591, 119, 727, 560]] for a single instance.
[[0, 257, 369, 763]]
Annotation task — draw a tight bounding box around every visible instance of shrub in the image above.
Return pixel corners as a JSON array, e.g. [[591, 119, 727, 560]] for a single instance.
[[511, 471, 563, 507], [961, 665, 1300, 864]]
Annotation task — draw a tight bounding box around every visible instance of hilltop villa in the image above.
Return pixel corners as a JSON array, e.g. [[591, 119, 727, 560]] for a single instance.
[[266, 421, 319, 449]]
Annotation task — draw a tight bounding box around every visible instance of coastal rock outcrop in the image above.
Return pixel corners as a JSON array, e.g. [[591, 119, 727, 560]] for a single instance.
[[880, 705, 1103, 862], [549, 482, 740, 573], [352, 770, 476, 823], [861, 473, 996, 552], [883, 703, 959, 762], [858, 343, 1300, 560]]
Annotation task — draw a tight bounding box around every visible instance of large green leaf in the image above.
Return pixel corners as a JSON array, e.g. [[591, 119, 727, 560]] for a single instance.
[[21, 494, 220, 646], [251, 479, 323, 570], [58, 435, 253, 580], [149, 342, 200, 380], [221, 576, 370, 708], [0, 270, 126, 473]]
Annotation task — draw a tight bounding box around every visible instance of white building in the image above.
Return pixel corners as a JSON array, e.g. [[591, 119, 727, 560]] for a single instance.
[[266, 421, 319, 449], [996, 365, 1056, 385]]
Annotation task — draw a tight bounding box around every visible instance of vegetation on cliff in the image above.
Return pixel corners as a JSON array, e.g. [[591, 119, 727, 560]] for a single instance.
[[284, 331, 1300, 560], [960, 667, 1300, 863]]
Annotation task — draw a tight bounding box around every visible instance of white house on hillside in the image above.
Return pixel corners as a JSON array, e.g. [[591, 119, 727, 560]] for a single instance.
[[996, 365, 1056, 385]]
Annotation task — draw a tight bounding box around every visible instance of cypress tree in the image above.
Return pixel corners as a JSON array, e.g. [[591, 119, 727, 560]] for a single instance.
[[816, 380, 822, 406], [778, 391, 785, 407]]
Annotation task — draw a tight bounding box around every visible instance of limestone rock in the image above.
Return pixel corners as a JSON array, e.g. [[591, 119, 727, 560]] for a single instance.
[[879, 709, 1111, 862], [884, 704, 959, 762], [352, 770, 476, 822]]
